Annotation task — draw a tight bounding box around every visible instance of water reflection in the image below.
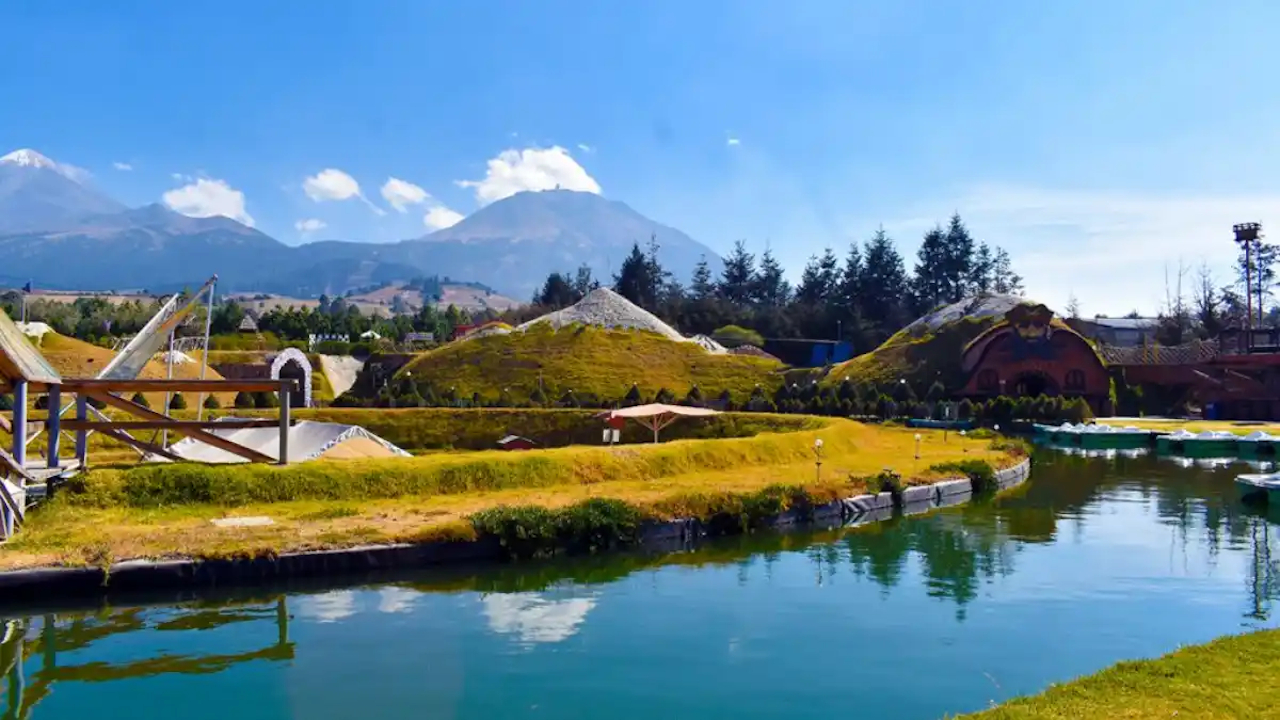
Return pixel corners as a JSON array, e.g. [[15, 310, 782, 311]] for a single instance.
[[2, 598, 291, 720]]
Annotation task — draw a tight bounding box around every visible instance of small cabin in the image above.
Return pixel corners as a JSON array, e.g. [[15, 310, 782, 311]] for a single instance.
[[497, 435, 537, 451]]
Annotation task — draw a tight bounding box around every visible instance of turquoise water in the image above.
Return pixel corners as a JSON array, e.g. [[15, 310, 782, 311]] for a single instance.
[[4, 448, 1280, 719]]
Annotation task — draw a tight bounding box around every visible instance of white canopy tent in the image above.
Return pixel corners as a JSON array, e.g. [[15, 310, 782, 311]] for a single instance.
[[599, 403, 721, 443]]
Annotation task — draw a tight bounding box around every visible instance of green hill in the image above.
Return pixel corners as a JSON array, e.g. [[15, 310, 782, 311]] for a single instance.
[[396, 323, 784, 404]]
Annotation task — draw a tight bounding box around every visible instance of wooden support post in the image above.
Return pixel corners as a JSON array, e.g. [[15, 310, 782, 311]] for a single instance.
[[75, 395, 88, 466], [46, 384, 60, 470], [278, 383, 291, 465], [11, 381, 26, 468]]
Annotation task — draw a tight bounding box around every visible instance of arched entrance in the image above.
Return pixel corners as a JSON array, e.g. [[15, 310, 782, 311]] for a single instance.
[[1011, 371, 1057, 398], [270, 348, 312, 408]]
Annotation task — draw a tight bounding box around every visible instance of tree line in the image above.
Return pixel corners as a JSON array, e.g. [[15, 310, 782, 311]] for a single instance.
[[524, 214, 1024, 351]]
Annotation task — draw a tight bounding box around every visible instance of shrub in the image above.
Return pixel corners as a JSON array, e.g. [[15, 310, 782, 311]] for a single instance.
[[717, 389, 734, 410], [314, 340, 352, 355], [87, 396, 106, 410], [957, 398, 973, 420], [529, 386, 548, 407], [710, 324, 765, 349], [203, 395, 221, 410], [0, 394, 11, 411], [34, 395, 48, 410], [623, 384, 643, 407], [926, 381, 946, 403], [169, 393, 188, 410], [559, 389, 580, 408], [930, 459, 996, 494], [470, 499, 644, 559], [684, 385, 704, 407], [253, 391, 279, 409], [234, 391, 254, 409], [654, 387, 676, 404], [131, 392, 151, 409]]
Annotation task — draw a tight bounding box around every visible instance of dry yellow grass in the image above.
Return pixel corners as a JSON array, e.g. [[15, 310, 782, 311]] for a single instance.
[[0, 421, 1013, 569]]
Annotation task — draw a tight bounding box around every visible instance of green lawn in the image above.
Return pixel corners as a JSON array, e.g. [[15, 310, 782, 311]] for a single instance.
[[956, 629, 1280, 719]]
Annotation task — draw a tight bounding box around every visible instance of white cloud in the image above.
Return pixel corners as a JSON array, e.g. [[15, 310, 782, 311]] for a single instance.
[[296, 591, 357, 623], [294, 218, 327, 234], [456, 146, 601, 205], [377, 587, 418, 614], [304, 168, 361, 201], [381, 177, 429, 213], [884, 184, 1280, 316], [171, 172, 192, 182], [162, 178, 254, 226], [303, 168, 385, 215], [483, 592, 597, 644], [112, 161, 133, 171], [727, 136, 742, 146], [577, 143, 593, 153], [424, 205, 464, 230]]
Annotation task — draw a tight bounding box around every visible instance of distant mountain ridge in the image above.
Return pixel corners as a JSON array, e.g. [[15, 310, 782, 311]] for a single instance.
[[0, 149, 723, 298]]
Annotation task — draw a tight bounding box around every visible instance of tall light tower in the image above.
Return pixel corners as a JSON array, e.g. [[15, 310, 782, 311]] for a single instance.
[[1234, 222, 1263, 342]]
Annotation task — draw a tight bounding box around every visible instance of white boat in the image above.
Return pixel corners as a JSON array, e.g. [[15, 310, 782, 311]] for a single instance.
[[1236, 472, 1280, 504]]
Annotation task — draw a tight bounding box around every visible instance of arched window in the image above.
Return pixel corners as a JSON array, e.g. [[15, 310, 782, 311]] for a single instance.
[[977, 369, 999, 392], [1064, 369, 1086, 391]]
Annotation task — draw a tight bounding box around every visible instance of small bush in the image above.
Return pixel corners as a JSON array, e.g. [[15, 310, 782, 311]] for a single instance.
[[169, 393, 187, 410], [654, 387, 676, 404], [711, 324, 765, 349], [203, 395, 221, 410], [130, 392, 151, 409], [0, 394, 12, 411], [234, 391, 254, 409], [253, 391, 279, 409], [930, 459, 996, 494], [470, 498, 644, 559]]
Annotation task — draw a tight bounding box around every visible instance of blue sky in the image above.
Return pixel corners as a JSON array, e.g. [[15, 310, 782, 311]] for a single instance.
[[3, 0, 1279, 315]]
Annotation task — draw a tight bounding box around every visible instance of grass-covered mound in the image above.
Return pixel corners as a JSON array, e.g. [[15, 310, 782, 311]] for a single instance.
[[240, 408, 823, 452], [35, 332, 237, 407], [958, 628, 1280, 719], [827, 315, 998, 390], [395, 322, 784, 404]]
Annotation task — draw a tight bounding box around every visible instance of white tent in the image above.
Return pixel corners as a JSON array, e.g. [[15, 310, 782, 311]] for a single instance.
[[161, 419, 411, 464]]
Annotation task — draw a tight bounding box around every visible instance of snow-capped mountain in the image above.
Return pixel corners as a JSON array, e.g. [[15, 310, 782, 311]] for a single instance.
[[0, 148, 124, 233]]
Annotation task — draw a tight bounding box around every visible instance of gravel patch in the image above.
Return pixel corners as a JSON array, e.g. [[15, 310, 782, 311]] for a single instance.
[[517, 287, 691, 343]]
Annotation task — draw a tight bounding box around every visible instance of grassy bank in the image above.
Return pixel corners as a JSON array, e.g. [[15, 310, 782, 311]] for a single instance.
[[956, 629, 1280, 719], [0, 419, 1021, 570], [395, 323, 784, 403]]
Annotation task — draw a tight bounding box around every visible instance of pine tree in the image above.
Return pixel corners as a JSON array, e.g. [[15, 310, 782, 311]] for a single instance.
[[718, 240, 757, 304], [992, 247, 1024, 295], [690, 255, 715, 300], [572, 263, 599, 299], [913, 225, 949, 312], [969, 242, 995, 295], [753, 247, 790, 307], [536, 272, 578, 307], [836, 241, 863, 333], [941, 213, 975, 302], [858, 228, 910, 344], [613, 243, 658, 309]]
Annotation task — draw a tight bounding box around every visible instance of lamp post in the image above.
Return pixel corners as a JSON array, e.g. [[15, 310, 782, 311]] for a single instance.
[[1234, 223, 1263, 345], [813, 438, 824, 482], [960, 429, 967, 453], [914, 433, 922, 460]]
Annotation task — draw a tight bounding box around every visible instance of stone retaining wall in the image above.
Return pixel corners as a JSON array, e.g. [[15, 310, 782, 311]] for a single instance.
[[0, 458, 1032, 605]]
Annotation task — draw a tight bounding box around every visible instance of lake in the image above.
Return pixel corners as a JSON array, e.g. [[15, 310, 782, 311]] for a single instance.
[[3, 447, 1279, 719]]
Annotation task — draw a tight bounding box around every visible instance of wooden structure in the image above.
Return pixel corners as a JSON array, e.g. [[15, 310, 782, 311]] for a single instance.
[[957, 304, 1110, 411], [0, 307, 296, 540], [497, 435, 537, 451], [599, 403, 720, 443]]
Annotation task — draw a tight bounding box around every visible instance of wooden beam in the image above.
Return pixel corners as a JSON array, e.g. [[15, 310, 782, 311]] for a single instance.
[[96, 428, 185, 462], [58, 378, 295, 394], [59, 419, 285, 431], [88, 393, 275, 464]]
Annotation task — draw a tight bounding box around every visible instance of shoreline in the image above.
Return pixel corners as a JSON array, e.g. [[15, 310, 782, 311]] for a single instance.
[[0, 458, 1030, 607]]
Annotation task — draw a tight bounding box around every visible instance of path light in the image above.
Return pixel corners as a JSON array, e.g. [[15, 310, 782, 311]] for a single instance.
[[813, 438, 825, 482], [960, 429, 968, 453], [914, 433, 922, 459]]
